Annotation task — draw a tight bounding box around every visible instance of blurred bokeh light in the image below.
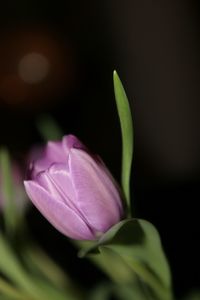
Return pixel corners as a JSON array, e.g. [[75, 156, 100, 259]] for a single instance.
[[0, 27, 75, 109]]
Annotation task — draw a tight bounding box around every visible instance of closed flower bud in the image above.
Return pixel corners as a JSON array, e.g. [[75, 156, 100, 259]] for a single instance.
[[24, 135, 124, 240]]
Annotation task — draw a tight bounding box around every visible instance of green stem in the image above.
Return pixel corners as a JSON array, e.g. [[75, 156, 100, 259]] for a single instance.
[[0, 277, 35, 300], [128, 260, 172, 300]]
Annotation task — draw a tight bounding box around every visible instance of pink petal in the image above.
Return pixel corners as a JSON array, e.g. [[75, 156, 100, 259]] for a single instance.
[[29, 136, 86, 179], [36, 163, 77, 213], [45, 141, 67, 162], [92, 156, 124, 214], [62, 135, 87, 152], [24, 180, 94, 240], [29, 141, 66, 178], [69, 149, 123, 233]]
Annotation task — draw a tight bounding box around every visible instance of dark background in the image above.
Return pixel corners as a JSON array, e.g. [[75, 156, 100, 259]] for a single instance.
[[0, 1, 199, 298]]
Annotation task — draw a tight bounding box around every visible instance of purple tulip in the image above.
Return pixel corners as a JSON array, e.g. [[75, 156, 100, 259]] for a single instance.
[[24, 135, 124, 240]]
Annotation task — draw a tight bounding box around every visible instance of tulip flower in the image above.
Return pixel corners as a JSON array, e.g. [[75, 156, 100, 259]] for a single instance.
[[24, 135, 124, 240]]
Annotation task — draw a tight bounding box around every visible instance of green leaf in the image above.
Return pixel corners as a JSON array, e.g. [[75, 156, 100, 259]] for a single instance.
[[0, 233, 76, 300], [89, 282, 152, 300], [0, 277, 34, 300], [113, 71, 133, 213], [36, 115, 63, 141], [113, 283, 155, 300], [80, 219, 172, 300], [22, 243, 81, 300], [0, 148, 16, 236], [0, 232, 42, 300], [183, 291, 200, 300], [23, 244, 70, 289], [88, 283, 112, 300]]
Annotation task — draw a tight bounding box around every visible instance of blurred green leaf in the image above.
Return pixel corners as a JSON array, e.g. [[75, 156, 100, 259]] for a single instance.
[[22, 243, 81, 300], [0, 233, 76, 300], [113, 283, 155, 300], [183, 291, 200, 300], [36, 115, 63, 141], [80, 219, 172, 300], [89, 282, 155, 300], [0, 277, 34, 300], [113, 71, 133, 213], [89, 283, 111, 300], [23, 244, 70, 289], [0, 148, 17, 236], [30, 278, 76, 300], [0, 232, 42, 300]]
